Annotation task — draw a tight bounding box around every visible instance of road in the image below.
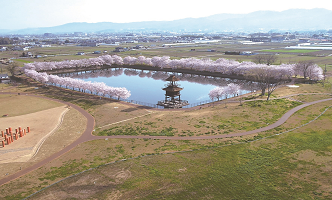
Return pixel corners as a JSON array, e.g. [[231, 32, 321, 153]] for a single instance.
[[0, 91, 331, 187]]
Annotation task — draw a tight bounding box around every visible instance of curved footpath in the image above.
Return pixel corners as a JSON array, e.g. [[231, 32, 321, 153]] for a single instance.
[[0, 91, 331, 187]]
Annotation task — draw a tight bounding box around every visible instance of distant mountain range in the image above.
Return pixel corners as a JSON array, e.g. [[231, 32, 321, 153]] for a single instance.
[[2, 8, 332, 34]]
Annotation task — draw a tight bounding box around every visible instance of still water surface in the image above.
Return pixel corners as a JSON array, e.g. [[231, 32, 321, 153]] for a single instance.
[[60, 68, 251, 107]]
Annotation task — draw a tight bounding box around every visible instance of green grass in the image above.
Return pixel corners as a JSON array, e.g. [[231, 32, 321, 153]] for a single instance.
[[32, 124, 332, 199], [7, 99, 332, 199], [98, 125, 177, 136], [213, 99, 303, 132], [122, 127, 332, 199], [13, 59, 33, 63]]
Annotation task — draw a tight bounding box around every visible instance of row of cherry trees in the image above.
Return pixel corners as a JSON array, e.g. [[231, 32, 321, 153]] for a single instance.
[[23, 55, 324, 80], [24, 69, 131, 99], [208, 83, 241, 101]]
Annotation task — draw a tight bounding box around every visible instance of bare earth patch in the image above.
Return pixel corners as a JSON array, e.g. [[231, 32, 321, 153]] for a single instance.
[[93, 102, 152, 130], [0, 106, 69, 163]]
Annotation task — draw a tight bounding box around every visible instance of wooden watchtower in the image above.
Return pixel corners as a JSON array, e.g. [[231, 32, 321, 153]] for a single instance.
[[157, 75, 189, 109]]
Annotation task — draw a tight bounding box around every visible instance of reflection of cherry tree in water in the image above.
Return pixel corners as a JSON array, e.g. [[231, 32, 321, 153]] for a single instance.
[[59, 68, 257, 92], [58, 68, 124, 79]]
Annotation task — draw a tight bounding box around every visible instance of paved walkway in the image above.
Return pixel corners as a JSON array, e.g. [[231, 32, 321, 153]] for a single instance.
[[0, 91, 331, 187]]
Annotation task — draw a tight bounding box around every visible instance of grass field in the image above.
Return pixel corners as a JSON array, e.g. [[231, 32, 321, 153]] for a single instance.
[[0, 94, 63, 117], [24, 101, 332, 199], [96, 99, 302, 137]]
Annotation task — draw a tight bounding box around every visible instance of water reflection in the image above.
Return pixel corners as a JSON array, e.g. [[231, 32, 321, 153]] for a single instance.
[[57, 67, 258, 108]]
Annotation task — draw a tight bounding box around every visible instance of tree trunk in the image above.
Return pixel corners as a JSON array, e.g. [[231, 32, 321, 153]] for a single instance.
[[267, 94, 271, 101], [261, 87, 266, 96]]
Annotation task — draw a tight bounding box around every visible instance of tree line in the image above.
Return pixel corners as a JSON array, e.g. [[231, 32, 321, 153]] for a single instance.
[[22, 55, 324, 101], [0, 37, 12, 45]]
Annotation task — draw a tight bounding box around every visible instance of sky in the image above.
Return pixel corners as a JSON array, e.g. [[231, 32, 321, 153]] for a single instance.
[[1, 0, 332, 30]]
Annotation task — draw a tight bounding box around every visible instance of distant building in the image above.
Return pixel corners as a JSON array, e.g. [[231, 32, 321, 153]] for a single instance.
[[74, 32, 85, 36], [240, 51, 254, 55], [114, 47, 125, 52], [299, 38, 310, 43], [0, 74, 10, 83], [12, 46, 29, 51], [43, 33, 53, 37], [271, 35, 286, 42], [40, 44, 51, 47], [82, 42, 99, 47], [225, 51, 240, 55], [27, 52, 33, 57], [133, 45, 144, 49], [249, 37, 271, 42], [0, 47, 7, 52], [0, 59, 11, 64]]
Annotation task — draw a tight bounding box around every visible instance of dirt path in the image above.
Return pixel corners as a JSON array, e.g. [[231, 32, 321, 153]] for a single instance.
[[0, 91, 331, 187]]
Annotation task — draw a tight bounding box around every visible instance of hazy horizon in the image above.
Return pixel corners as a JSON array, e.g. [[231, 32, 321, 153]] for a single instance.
[[1, 0, 332, 30]]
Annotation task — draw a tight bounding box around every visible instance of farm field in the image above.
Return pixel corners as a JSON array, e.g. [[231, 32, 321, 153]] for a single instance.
[[1, 41, 332, 68], [1, 42, 332, 199]]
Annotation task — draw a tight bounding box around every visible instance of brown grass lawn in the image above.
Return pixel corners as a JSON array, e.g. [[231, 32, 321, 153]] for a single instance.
[[18, 104, 332, 199], [95, 98, 301, 138], [273, 83, 332, 98], [0, 94, 63, 117]]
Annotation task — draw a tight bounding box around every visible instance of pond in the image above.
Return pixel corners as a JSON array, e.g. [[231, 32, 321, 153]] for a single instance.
[[58, 67, 255, 108]]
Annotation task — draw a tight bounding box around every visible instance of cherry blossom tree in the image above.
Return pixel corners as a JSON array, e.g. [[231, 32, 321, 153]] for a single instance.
[[227, 83, 240, 97], [209, 84, 241, 101], [295, 61, 323, 81], [245, 65, 291, 100]]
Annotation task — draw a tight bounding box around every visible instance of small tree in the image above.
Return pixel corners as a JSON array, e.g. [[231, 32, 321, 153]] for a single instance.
[[294, 61, 314, 80], [6, 62, 19, 77], [246, 65, 290, 100], [252, 54, 277, 65]]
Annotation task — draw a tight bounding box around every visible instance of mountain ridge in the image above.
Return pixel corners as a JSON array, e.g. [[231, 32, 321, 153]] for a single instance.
[[2, 8, 332, 34]]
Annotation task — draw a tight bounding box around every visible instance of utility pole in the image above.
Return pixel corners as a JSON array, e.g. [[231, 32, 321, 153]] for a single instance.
[[323, 64, 327, 87]]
